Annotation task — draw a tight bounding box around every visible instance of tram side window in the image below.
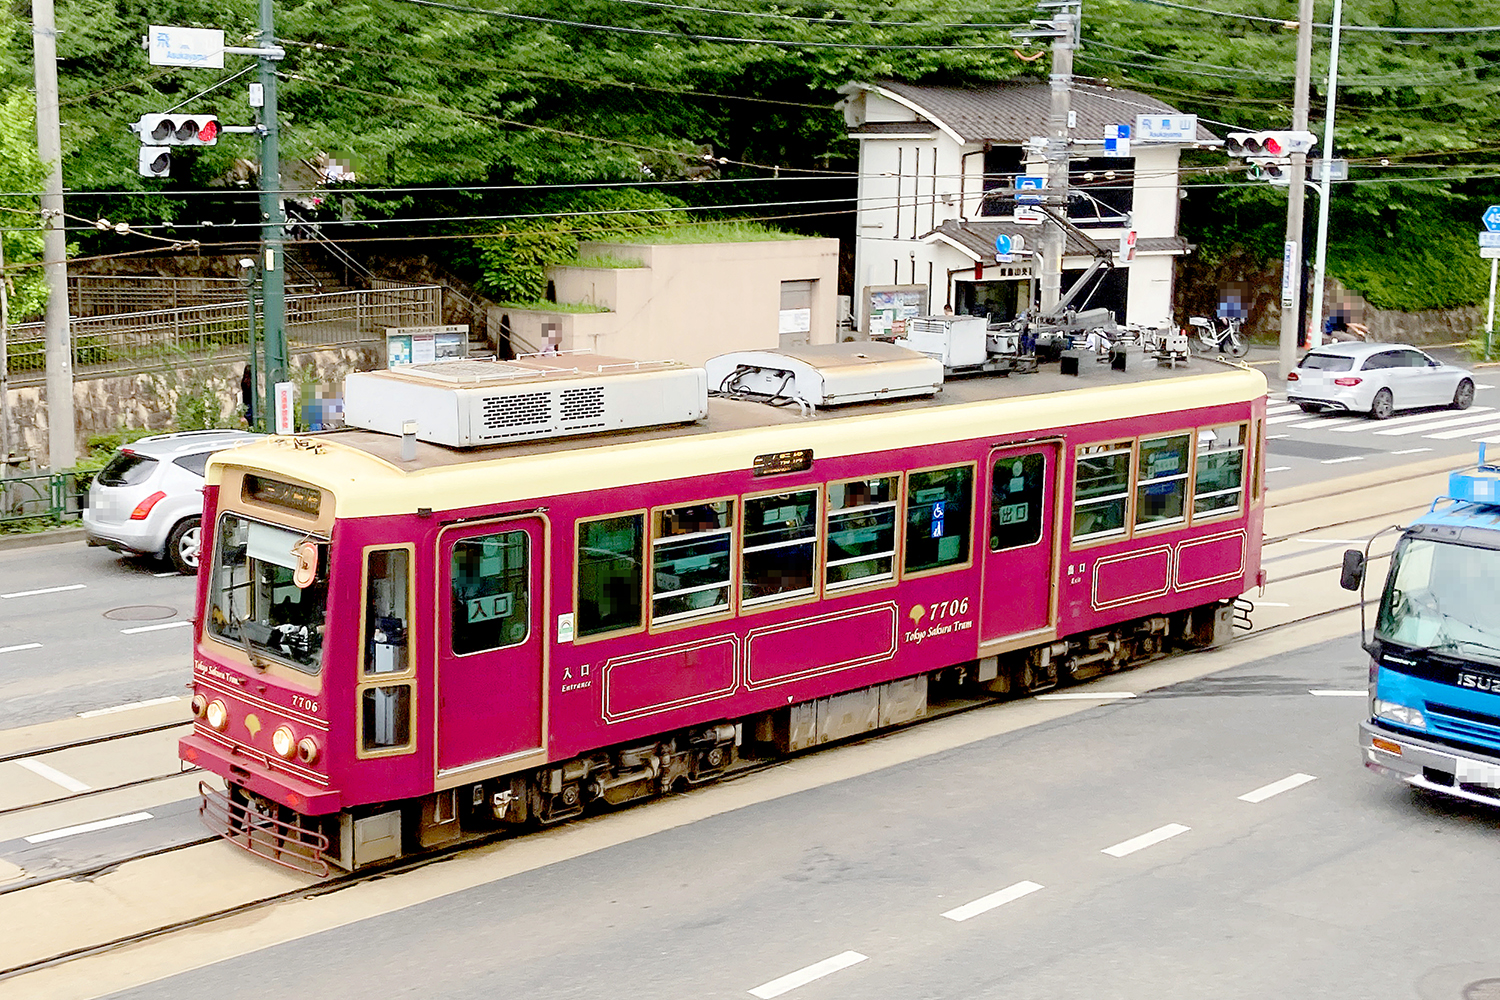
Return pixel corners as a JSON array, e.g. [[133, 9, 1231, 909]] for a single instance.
[[361, 547, 413, 753], [1195, 424, 1247, 516], [652, 501, 733, 623], [905, 466, 973, 572], [1135, 434, 1190, 529], [743, 491, 818, 605], [577, 515, 644, 637], [827, 476, 898, 589], [1073, 443, 1131, 541], [990, 454, 1045, 551], [362, 685, 411, 751], [451, 531, 530, 654]]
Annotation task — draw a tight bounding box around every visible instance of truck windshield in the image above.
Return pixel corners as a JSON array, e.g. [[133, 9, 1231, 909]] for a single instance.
[[207, 513, 329, 674], [1377, 536, 1500, 663]]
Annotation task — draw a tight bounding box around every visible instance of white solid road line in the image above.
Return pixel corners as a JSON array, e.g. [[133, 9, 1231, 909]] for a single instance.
[[1035, 692, 1136, 701], [1321, 456, 1364, 464], [120, 620, 192, 635], [0, 583, 86, 599], [942, 880, 1044, 922], [16, 759, 91, 793], [1266, 466, 1292, 473], [77, 695, 184, 718], [0, 642, 42, 654], [24, 811, 153, 844], [1392, 447, 1433, 455], [1239, 772, 1317, 803], [1101, 823, 1190, 858], [1309, 689, 1366, 697], [749, 951, 868, 999]]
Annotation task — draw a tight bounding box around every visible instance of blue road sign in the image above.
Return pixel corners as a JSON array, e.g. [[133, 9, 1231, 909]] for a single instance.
[[1485, 205, 1500, 232], [995, 234, 1013, 255], [1015, 175, 1046, 205]]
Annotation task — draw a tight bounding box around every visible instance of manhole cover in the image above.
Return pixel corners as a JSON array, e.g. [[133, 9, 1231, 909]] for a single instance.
[[1464, 980, 1500, 1000], [104, 605, 178, 622]]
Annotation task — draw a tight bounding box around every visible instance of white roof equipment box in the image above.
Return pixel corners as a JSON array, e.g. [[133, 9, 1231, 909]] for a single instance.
[[703, 342, 943, 409], [343, 354, 708, 448]]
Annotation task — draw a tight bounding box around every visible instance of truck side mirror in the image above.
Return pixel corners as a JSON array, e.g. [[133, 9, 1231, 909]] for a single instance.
[[1339, 549, 1366, 591]]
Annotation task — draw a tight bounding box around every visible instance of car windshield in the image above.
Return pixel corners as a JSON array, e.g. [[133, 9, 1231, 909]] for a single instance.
[[97, 452, 159, 486], [207, 512, 329, 674], [1297, 353, 1354, 372], [1377, 536, 1500, 663]]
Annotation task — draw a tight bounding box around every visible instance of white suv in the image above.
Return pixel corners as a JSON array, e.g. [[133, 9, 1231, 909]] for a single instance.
[[83, 430, 263, 574]]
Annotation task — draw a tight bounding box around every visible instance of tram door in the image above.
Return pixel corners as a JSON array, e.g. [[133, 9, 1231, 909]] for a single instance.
[[437, 518, 545, 772], [980, 443, 1059, 641]]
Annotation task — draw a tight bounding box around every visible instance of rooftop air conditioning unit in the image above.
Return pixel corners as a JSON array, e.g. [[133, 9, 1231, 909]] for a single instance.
[[703, 341, 942, 408]]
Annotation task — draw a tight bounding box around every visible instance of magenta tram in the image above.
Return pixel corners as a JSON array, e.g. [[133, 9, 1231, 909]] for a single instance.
[[180, 348, 1268, 873]]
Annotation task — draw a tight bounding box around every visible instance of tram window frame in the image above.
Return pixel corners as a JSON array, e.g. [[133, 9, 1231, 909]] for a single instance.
[[990, 453, 1047, 552], [1134, 434, 1191, 531], [650, 498, 736, 627], [1192, 423, 1248, 519], [826, 475, 901, 591], [1250, 417, 1265, 502], [903, 463, 975, 576], [356, 544, 417, 758], [450, 529, 531, 656], [575, 512, 646, 641], [1072, 442, 1133, 543], [742, 488, 821, 609]]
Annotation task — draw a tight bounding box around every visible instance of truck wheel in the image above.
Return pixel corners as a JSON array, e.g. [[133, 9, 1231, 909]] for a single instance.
[[167, 516, 202, 575]]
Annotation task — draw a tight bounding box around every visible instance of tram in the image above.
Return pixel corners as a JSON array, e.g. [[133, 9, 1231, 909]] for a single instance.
[[179, 343, 1267, 873]]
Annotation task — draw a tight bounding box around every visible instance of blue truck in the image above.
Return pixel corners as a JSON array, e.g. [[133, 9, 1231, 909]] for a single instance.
[[1343, 444, 1500, 803]]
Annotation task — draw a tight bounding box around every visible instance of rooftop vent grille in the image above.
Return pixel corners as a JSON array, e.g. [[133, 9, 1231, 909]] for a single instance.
[[560, 385, 606, 424], [481, 391, 551, 437]]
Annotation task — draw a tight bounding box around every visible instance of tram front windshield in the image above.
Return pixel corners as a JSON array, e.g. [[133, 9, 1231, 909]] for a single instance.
[[1377, 536, 1500, 665], [207, 513, 329, 674]]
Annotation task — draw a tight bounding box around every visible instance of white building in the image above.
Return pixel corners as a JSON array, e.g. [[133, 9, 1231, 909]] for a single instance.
[[839, 79, 1214, 333]]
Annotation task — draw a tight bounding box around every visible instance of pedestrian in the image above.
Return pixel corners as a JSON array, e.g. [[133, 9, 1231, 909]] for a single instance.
[[241, 365, 255, 425]]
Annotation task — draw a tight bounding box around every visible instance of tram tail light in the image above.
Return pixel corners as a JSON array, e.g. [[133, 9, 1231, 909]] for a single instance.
[[272, 726, 297, 760], [130, 490, 167, 519], [1333, 377, 1363, 387], [205, 698, 229, 732], [296, 736, 321, 765]]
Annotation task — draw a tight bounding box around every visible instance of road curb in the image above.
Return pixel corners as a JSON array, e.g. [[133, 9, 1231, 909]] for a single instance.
[[0, 526, 87, 552]]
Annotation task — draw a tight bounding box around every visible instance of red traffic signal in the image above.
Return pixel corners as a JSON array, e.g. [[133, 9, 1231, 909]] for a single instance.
[[131, 113, 220, 146]]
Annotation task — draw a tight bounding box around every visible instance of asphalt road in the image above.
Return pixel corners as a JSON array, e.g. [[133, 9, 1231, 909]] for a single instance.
[[0, 540, 197, 727], [95, 633, 1500, 1000]]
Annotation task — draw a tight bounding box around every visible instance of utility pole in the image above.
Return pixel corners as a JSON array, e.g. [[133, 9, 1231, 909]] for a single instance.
[[1280, 0, 1315, 380], [1041, 4, 1076, 313], [256, 0, 288, 428], [1, 233, 10, 474], [33, 0, 76, 469], [1307, 0, 1345, 350]]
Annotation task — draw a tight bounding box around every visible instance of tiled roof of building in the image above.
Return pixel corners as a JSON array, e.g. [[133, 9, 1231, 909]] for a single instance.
[[855, 80, 1218, 144], [846, 120, 938, 136], [925, 219, 1192, 259]]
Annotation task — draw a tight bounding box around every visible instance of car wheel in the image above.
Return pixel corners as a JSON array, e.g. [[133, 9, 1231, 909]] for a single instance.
[[1297, 403, 1320, 414], [1369, 388, 1394, 421], [1452, 378, 1475, 411], [167, 516, 202, 575]]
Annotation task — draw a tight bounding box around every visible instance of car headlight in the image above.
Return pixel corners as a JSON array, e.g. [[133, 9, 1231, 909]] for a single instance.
[[272, 725, 297, 760], [1374, 699, 1426, 730], [205, 698, 228, 732]]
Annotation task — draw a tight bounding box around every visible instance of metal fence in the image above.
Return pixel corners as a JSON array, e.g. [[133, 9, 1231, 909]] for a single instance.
[[68, 275, 318, 317], [5, 284, 442, 385], [0, 469, 85, 526]]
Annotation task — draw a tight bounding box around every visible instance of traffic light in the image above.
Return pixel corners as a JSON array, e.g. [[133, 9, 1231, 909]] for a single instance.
[[1225, 130, 1316, 157], [1248, 158, 1291, 185], [130, 113, 219, 146], [138, 146, 171, 178]]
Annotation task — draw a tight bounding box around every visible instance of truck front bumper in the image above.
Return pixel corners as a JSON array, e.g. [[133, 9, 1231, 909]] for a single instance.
[[1360, 719, 1500, 807]]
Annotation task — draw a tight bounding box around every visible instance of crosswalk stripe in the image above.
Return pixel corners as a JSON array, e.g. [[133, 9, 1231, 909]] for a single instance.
[[1267, 413, 1313, 425], [1266, 403, 1300, 415], [1287, 416, 1360, 429], [1375, 411, 1500, 437], [1331, 407, 1491, 433], [1425, 420, 1500, 441]]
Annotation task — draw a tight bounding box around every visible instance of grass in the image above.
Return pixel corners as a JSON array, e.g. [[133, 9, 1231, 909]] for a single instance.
[[566, 251, 644, 269], [498, 299, 612, 314], [612, 221, 800, 245]]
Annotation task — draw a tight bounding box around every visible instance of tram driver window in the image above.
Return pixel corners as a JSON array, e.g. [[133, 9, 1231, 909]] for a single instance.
[[652, 501, 733, 622], [826, 476, 898, 589], [1135, 435, 1190, 529], [451, 531, 530, 654], [1195, 424, 1247, 517], [577, 515, 644, 637], [1073, 442, 1131, 541], [905, 466, 973, 572], [990, 454, 1045, 551], [743, 491, 818, 605]]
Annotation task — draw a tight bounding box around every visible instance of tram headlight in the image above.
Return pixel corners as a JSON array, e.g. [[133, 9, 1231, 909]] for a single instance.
[[296, 736, 321, 765], [272, 725, 297, 760], [1374, 699, 1426, 730], [190, 693, 207, 718], [205, 699, 228, 732]]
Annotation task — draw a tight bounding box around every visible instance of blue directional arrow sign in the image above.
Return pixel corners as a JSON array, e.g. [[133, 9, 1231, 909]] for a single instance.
[[994, 234, 1013, 256], [1485, 205, 1500, 232]]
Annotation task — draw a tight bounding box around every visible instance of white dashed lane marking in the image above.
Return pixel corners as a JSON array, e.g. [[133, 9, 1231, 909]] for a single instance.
[[120, 620, 192, 635], [0, 642, 42, 654], [24, 812, 153, 844], [77, 696, 183, 718], [16, 759, 90, 793], [942, 881, 1044, 922], [1309, 689, 1366, 697], [0, 583, 86, 599], [749, 952, 868, 999], [1101, 823, 1191, 858], [1239, 773, 1317, 803]]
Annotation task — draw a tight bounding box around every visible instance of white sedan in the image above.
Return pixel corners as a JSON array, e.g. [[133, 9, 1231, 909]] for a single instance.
[[1286, 342, 1474, 420]]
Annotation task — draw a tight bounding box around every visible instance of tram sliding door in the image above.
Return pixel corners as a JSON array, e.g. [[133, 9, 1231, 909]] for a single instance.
[[437, 518, 545, 772], [980, 443, 1059, 641]]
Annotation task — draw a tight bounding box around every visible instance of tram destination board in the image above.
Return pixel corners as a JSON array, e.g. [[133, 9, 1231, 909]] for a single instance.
[[754, 449, 814, 476], [242, 474, 322, 515]]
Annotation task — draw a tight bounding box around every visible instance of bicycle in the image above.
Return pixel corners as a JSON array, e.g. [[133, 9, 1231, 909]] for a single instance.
[[1186, 315, 1249, 358]]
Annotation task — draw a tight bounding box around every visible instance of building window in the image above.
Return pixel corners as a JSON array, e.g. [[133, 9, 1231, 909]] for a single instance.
[[991, 454, 1046, 551], [826, 477, 899, 589], [1195, 424, 1247, 517], [1135, 434, 1190, 529], [451, 531, 530, 655], [743, 491, 818, 605], [652, 501, 734, 623], [578, 514, 644, 637], [1074, 443, 1131, 541], [905, 466, 973, 572]]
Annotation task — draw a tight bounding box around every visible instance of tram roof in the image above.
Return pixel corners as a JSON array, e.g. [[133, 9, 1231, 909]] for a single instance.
[[208, 358, 1266, 519]]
